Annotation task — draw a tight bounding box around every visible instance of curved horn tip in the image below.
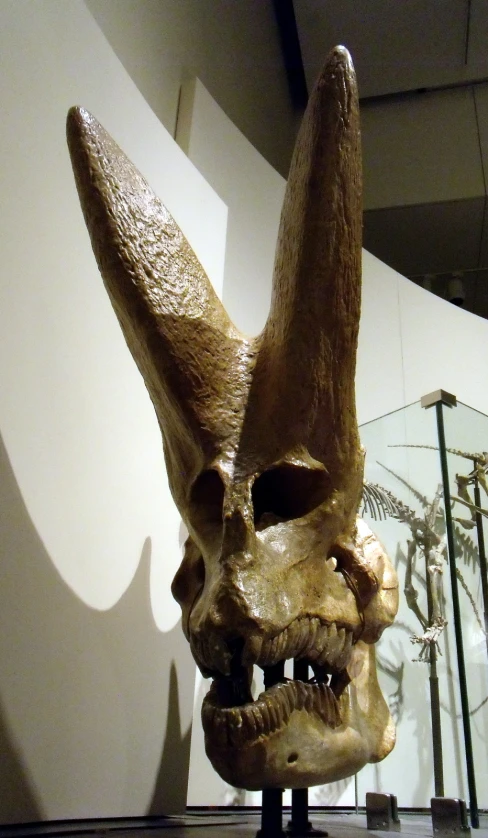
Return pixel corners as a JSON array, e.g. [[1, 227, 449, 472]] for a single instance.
[[66, 105, 95, 142], [317, 45, 357, 86]]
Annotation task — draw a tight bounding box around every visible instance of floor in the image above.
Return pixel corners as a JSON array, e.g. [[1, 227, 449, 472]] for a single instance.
[[1, 811, 487, 838]]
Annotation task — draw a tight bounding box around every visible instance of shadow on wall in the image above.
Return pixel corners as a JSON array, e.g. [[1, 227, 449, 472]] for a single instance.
[[0, 432, 194, 822], [0, 695, 42, 823], [148, 662, 191, 816]]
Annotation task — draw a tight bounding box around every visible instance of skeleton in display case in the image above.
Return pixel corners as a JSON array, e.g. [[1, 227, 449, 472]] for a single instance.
[[363, 481, 447, 660], [67, 47, 399, 790], [389, 444, 488, 527]]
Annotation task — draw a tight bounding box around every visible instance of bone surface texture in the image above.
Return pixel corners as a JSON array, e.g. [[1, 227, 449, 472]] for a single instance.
[[66, 45, 399, 789]]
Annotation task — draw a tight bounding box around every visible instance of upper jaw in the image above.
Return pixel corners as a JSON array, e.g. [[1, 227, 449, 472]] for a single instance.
[[191, 614, 358, 677]]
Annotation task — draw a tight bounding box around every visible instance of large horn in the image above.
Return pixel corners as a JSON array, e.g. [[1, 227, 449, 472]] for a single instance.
[[243, 47, 362, 486], [67, 108, 251, 503]]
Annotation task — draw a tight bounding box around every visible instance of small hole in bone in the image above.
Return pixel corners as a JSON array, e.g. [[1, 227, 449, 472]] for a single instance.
[[252, 465, 329, 528], [287, 752, 299, 764]]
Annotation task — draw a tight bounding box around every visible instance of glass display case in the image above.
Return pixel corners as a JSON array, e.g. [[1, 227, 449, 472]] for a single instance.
[[358, 394, 488, 816]]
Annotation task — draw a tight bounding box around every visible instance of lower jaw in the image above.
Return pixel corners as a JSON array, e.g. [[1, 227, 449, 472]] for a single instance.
[[202, 699, 373, 790]]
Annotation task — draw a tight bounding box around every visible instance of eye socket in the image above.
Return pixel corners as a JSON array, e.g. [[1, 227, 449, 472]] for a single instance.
[[190, 469, 225, 527], [252, 464, 329, 528]]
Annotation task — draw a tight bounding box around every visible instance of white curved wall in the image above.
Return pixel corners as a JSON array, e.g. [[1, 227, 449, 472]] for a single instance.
[[0, 0, 226, 821]]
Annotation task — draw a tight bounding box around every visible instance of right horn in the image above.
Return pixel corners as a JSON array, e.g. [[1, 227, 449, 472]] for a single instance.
[[249, 47, 363, 484]]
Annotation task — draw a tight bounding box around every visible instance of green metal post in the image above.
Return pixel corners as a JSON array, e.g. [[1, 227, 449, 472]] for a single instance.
[[435, 400, 479, 828]]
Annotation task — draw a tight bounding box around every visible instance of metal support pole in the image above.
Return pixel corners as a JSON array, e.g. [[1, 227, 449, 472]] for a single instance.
[[434, 400, 479, 828], [259, 789, 286, 838], [258, 662, 286, 838], [287, 661, 327, 837], [425, 548, 444, 796], [472, 474, 488, 659]]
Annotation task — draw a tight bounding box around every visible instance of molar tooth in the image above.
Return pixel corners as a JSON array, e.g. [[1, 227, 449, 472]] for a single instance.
[[227, 708, 244, 746], [319, 622, 340, 667], [276, 685, 291, 720], [304, 685, 314, 711], [327, 624, 345, 667], [252, 705, 265, 735], [258, 699, 271, 733], [208, 633, 232, 676], [286, 620, 300, 658], [313, 624, 328, 659], [242, 634, 263, 666], [318, 683, 331, 723], [301, 617, 319, 659], [287, 679, 298, 707], [259, 638, 274, 666], [335, 631, 353, 670], [275, 628, 288, 663], [295, 680, 307, 709], [332, 692, 341, 727], [295, 618, 311, 659], [335, 627, 346, 659], [265, 694, 281, 730], [315, 629, 332, 666], [242, 706, 257, 738], [280, 685, 293, 717], [268, 634, 282, 666], [308, 617, 320, 647]]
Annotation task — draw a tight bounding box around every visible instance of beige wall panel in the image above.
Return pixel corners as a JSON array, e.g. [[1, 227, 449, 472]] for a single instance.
[[361, 88, 484, 210], [86, 0, 300, 177], [177, 78, 286, 336], [0, 0, 227, 820], [473, 86, 488, 269], [364, 198, 485, 276], [295, 0, 487, 97]]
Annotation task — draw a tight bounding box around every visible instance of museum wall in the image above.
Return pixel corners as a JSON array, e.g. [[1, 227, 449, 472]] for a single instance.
[[0, 0, 227, 822], [84, 0, 299, 179]]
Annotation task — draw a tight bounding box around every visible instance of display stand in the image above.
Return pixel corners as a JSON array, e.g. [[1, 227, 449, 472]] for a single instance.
[[257, 662, 287, 838], [257, 660, 327, 838], [287, 661, 327, 837], [431, 797, 471, 836], [258, 789, 286, 838], [366, 792, 401, 831]]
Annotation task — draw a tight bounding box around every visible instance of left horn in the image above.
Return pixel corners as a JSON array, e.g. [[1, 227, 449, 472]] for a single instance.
[[67, 107, 248, 500]]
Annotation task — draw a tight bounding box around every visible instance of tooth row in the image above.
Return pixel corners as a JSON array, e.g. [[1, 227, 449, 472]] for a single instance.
[[202, 681, 341, 747], [191, 618, 354, 677], [244, 618, 354, 670]]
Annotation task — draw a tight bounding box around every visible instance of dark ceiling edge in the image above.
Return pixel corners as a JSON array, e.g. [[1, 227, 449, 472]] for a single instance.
[[273, 0, 308, 109]]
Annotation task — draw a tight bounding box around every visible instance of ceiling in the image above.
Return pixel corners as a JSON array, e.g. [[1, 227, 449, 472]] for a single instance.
[[284, 0, 488, 320]]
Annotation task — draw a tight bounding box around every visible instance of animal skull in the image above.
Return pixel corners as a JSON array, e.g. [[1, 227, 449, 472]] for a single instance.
[[67, 46, 398, 789]]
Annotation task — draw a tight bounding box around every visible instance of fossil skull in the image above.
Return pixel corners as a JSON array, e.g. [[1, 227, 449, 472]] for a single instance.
[[67, 46, 398, 789]]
